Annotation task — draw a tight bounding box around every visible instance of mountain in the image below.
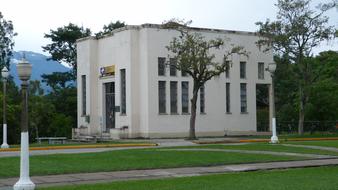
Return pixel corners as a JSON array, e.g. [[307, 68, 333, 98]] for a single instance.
[[10, 51, 71, 91]]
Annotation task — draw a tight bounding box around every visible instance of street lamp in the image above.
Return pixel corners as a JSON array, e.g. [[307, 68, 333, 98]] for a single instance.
[[1, 67, 9, 149], [267, 62, 278, 144], [13, 58, 35, 190]]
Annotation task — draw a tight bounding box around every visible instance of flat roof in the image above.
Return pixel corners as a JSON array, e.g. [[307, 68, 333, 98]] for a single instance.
[[77, 23, 258, 43]]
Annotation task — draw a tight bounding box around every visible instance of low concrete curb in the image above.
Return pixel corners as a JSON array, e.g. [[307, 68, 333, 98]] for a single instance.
[[0, 158, 338, 188]]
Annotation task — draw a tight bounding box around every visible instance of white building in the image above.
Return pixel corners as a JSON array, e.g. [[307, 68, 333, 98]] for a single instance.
[[74, 24, 273, 139]]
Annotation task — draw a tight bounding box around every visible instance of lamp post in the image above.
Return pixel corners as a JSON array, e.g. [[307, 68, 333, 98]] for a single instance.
[[1, 67, 9, 149], [267, 62, 278, 144], [14, 58, 35, 190]]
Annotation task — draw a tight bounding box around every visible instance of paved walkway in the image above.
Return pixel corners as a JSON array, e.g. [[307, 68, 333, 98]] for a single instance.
[[0, 158, 338, 189]]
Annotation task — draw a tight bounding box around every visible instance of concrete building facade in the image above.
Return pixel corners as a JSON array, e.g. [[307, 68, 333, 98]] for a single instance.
[[75, 24, 273, 139]]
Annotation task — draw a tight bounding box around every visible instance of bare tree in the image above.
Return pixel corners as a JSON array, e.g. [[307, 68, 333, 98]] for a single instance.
[[164, 20, 246, 139]]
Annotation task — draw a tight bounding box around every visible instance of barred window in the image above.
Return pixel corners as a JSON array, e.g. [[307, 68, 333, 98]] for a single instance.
[[81, 75, 86, 115], [158, 57, 166, 76], [240, 83, 247, 113], [226, 83, 231, 113], [170, 58, 177, 76], [181, 81, 189, 113], [158, 81, 166, 113], [258, 62, 265, 79], [170, 81, 178, 114], [200, 85, 205, 113], [240, 62, 246, 79], [120, 69, 126, 114], [225, 61, 230, 79]]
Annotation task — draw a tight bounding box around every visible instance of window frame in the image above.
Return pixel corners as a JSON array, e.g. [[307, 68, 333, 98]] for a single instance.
[[170, 81, 178, 114], [158, 81, 166, 114], [240, 62, 246, 79], [120, 69, 126, 115], [158, 57, 166, 76], [240, 83, 247, 113], [181, 81, 189, 114]]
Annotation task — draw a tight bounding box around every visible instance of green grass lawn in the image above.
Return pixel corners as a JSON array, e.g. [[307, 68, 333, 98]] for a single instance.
[[173, 143, 338, 156], [246, 132, 338, 140], [40, 166, 338, 190], [285, 140, 338, 148], [7, 140, 153, 148], [0, 148, 304, 178]]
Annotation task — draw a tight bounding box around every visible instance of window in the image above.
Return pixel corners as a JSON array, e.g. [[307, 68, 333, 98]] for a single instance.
[[181, 70, 188, 77], [240, 83, 247, 113], [81, 75, 86, 115], [170, 81, 178, 114], [158, 81, 166, 113], [226, 83, 230, 113], [225, 61, 230, 79], [240, 62, 246, 79], [170, 58, 177, 76], [120, 69, 126, 114], [158, 57, 166, 76], [200, 85, 205, 114], [258, 62, 265, 79], [181, 81, 189, 113]]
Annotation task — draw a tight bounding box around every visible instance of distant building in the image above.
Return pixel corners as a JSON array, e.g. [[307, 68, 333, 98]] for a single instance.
[[74, 24, 273, 139]]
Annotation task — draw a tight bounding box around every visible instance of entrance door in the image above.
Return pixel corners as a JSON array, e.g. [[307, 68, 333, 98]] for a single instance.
[[105, 82, 115, 131]]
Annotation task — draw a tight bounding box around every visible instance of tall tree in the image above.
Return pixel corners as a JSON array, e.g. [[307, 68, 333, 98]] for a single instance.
[[42, 23, 91, 79], [256, 0, 336, 134], [41, 72, 74, 92], [95, 20, 126, 38], [0, 12, 17, 69], [165, 20, 246, 139]]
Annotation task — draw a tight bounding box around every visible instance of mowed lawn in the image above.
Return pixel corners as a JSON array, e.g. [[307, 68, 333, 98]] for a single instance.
[[7, 141, 153, 148], [172, 142, 338, 156], [285, 140, 338, 148], [40, 166, 338, 190], [0, 148, 304, 178]]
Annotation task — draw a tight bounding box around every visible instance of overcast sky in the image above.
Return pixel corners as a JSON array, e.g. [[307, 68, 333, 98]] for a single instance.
[[1, 0, 337, 55]]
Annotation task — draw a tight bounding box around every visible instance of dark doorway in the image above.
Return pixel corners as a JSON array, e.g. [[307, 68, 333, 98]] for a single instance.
[[105, 82, 115, 131], [256, 84, 269, 132]]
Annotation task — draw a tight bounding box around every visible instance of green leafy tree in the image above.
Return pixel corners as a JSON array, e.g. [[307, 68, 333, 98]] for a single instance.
[[165, 20, 246, 139], [42, 23, 91, 78], [256, 0, 336, 134], [41, 72, 74, 92], [305, 51, 338, 122], [95, 20, 126, 38], [46, 87, 77, 129], [0, 78, 21, 144], [48, 113, 73, 138], [29, 94, 55, 140], [29, 80, 44, 96], [0, 12, 17, 69]]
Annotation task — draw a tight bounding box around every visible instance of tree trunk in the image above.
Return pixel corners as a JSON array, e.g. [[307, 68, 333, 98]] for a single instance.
[[298, 87, 306, 135], [188, 83, 199, 140]]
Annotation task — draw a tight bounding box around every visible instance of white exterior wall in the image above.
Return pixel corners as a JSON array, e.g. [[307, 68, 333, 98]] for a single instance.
[[143, 28, 272, 137], [76, 24, 273, 139]]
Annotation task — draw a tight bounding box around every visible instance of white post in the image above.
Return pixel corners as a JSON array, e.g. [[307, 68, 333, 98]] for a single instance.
[[1, 124, 9, 148], [14, 59, 35, 190], [271, 118, 279, 143], [14, 132, 35, 190], [1, 76, 9, 149], [269, 64, 279, 144]]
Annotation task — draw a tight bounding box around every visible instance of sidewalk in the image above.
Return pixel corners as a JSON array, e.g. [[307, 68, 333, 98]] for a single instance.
[[1, 158, 338, 189]]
